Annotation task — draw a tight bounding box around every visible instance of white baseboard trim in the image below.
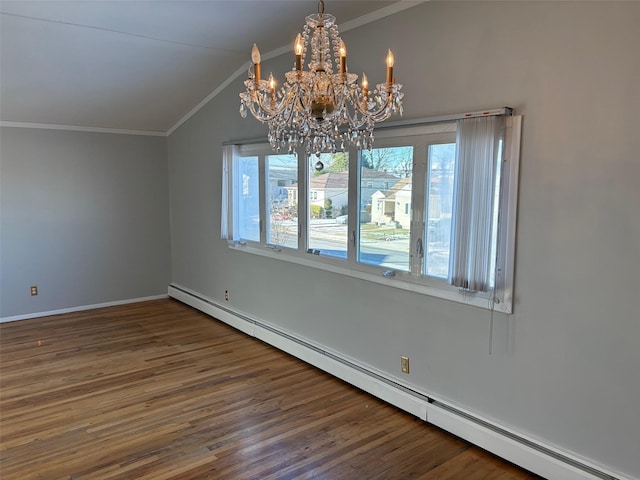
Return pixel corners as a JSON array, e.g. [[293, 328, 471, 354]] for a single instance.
[[0, 294, 169, 323], [168, 283, 632, 480], [426, 402, 625, 480]]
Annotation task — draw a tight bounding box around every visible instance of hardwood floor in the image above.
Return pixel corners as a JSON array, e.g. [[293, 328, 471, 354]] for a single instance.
[[0, 299, 538, 479]]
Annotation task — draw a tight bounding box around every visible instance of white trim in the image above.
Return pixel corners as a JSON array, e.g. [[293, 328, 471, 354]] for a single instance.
[[498, 115, 522, 309], [168, 284, 632, 480], [427, 403, 632, 480], [0, 121, 166, 137], [228, 241, 508, 313], [0, 294, 168, 323], [377, 107, 512, 131], [167, 1, 429, 136]]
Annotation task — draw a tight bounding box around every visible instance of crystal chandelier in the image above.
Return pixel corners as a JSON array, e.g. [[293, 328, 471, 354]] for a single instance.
[[239, 0, 404, 155]]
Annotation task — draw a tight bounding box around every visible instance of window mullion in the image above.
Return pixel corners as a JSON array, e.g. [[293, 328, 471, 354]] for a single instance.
[[258, 154, 267, 245], [297, 149, 308, 253], [410, 144, 427, 276], [347, 146, 359, 263]]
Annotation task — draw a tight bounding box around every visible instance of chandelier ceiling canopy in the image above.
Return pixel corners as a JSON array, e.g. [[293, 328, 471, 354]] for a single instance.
[[239, 0, 404, 155]]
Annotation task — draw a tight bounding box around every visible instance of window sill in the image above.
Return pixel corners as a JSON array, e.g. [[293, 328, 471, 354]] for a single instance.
[[228, 242, 512, 314]]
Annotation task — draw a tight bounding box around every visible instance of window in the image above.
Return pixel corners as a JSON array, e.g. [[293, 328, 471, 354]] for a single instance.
[[267, 154, 298, 249], [425, 143, 455, 278], [359, 146, 413, 272], [308, 153, 349, 259], [235, 155, 260, 243], [222, 110, 521, 312]]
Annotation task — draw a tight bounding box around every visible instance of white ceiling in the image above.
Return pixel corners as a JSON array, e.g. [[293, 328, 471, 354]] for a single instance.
[[0, 0, 411, 134]]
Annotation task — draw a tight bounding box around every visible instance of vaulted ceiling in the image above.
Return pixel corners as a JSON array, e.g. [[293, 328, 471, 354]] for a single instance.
[[0, 1, 417, 134]]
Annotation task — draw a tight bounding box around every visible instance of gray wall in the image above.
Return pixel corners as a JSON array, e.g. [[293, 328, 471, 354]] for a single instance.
[[0, 127, 171, 318], [167, 2, 640, 478]]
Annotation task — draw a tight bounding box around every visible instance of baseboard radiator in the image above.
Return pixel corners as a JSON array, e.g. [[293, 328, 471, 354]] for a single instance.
[[168, 284, 629, 480]]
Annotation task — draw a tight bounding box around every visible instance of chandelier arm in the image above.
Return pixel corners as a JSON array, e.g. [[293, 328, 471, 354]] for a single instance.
[[253, 91, 283, 118], [245, 98, 285, 123], [246, 81, 304, 123], [344, 103, 371, 130], [349, 88, 375, 119], [356, 90, 392, 118]]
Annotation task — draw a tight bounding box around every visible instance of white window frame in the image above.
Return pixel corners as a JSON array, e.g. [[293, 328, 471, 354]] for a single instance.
[[222, 111, 521, 313]]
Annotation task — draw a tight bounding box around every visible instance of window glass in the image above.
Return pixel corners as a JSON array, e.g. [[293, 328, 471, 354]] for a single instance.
[[236, 156, 260, 242], [266, 154, 298, 249], [425, 143, 456, 278], [308, 153, 349, 259], [358, 146, 413, 271]]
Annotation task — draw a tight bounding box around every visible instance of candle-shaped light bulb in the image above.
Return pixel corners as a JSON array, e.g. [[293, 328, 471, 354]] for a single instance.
[[251, 44, 261, 83], [268, 73, 275, 104], [251, 44, 261, 64], [361, 73, 369, 109], [294, 34, 303, 71], [339, 40, 347, 76], [386, 49, 395, 68], [385, 49, 394, 88], [294, 34, 303, 56]]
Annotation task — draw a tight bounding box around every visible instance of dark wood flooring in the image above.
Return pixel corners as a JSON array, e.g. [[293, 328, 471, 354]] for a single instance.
[[0, 299, 538, 479]]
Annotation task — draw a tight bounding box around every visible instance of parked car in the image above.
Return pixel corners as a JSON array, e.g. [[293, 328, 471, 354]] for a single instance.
[[335, 215, 348, 224]]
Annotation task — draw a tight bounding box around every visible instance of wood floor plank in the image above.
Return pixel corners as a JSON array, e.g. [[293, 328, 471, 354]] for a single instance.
[[0, 299, 539, 479]]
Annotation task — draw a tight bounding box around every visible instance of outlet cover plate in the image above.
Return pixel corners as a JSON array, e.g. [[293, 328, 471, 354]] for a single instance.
[[401, 356, 410, 374]]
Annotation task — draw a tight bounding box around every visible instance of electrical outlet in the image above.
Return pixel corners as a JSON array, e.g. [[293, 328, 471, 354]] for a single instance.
[[30, 285, 38, 296], [225, 290, 229, 301], [401, 356, 410, 374]]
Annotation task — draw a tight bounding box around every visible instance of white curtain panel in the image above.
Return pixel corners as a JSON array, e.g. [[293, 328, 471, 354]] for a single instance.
[[448, 115, 504, 292]]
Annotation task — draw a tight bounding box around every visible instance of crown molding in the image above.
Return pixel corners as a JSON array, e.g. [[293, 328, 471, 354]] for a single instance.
[[0, 121, 167, 137]]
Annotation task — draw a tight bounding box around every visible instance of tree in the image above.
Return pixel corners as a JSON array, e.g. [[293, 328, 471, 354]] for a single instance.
[[327, 152, 348, 173], [361, 147, 413, 177], [310, 205, 324, 218], [396, 158, 413, 178], [361, 148, 392, 172], [324, 198, 333, 218], [313, 152, 349, 175]]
